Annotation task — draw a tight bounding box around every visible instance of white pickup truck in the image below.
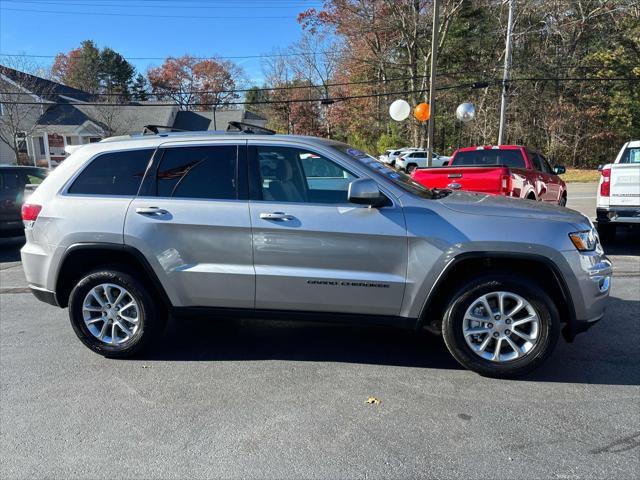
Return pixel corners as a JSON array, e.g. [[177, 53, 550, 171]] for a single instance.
[[596, 140, 640, 241]]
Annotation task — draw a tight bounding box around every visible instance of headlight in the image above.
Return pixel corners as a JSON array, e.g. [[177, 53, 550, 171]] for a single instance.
[[569, 230, 598, 252]]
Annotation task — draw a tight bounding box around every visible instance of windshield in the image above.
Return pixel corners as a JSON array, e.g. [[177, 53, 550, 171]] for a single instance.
[[453, 149, 525, 168], [329, 141, 436, 199]]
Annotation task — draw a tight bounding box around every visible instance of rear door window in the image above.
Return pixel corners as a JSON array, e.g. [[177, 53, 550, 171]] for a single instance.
[[68, 149, 154, 196], [528, 150, 544, 172], [155, 146, 238, 200]]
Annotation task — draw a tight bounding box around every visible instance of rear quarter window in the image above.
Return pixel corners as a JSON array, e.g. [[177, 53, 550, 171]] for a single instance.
[[68, 149, 154, 196]]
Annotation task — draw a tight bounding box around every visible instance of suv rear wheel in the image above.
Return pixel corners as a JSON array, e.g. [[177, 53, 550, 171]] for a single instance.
[[441, 274, 560, 378], [68, 269, 165, 358]]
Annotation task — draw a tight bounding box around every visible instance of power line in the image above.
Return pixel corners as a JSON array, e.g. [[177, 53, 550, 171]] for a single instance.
[[2, 0, 322, 8], [0, 73, 635, 98], [0, 72, 486, 97], [0, 6, 295, 19], [0, 51, 334, 61], [2, 77, 637, 107]]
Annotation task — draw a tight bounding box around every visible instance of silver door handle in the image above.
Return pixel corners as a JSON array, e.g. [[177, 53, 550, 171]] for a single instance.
[[260, 212, 294, 221], [136, 207, 169, 215]]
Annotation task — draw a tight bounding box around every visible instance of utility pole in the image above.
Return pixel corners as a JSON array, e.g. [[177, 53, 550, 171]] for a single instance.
[[426, 0, 440, 167], [498, 0, 515, 145]]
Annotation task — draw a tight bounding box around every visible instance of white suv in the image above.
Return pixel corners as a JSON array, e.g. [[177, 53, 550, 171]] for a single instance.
[[395, 151, 450, 173]]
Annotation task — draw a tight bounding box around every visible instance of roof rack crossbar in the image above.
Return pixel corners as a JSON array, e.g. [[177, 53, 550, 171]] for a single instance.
[[226, 121, 275, 135]]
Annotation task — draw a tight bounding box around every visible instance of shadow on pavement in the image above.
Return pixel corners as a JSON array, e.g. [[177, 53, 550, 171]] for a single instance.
[[525, 296, 640, 386], [139, 294, 640, 386], [601, 226, 640, 256], [143, 318, 463, 371], [0, 236, 24, 263]]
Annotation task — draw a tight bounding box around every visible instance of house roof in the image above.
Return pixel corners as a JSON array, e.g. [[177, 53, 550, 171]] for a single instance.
[[0, 65, 93, 102], [173, 109, 267, 131]]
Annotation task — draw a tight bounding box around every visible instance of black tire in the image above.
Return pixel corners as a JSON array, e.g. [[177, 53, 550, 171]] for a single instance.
[[597, 223, 616, 244], [559, 194, 567, 207], [441, 274, 560, 378], [406, 163, 418, 174], [68, 269, 165, 358]]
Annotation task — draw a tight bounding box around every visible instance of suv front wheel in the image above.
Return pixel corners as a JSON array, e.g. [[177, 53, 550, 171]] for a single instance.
[[68, 269, 164, 358], [441, 275, 560, 378]]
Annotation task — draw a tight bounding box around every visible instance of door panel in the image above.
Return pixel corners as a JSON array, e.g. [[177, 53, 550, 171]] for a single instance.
[[124, 144, 254, 308], [248, 144, 407, 315], [125, 198, 254, 307], [251, 202, 407, 315]]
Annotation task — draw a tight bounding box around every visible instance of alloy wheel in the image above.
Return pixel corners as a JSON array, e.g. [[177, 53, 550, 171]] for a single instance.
[[82, 283, 140, 345], [462, 291, 540, 363]]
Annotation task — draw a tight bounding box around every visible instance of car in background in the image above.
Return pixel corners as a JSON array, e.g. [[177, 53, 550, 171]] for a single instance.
[[385, 147, 420, 166], [0, 165, 48, 237], [411, 145, 568, 205], [596, 140, 640, 241], [379, 149, 396, 164], [395, 150, 451, 173]]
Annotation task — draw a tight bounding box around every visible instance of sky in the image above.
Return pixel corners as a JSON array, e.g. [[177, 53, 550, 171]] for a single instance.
[[0, 0, 324, 84]]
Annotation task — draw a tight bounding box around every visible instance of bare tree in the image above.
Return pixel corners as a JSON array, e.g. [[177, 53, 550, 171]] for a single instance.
[[0, 57, 52, 164]]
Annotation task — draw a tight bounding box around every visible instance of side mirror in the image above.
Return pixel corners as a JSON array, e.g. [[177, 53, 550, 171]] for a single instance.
[[348, 179, 387, 207], [597, 164, 604, 172], [553, 165, 566, 175]]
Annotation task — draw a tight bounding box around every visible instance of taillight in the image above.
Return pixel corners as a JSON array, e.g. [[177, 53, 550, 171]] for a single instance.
[[21, 203, 42, 222], [600, 167, 611, 197], [501, 174, 511, 194]]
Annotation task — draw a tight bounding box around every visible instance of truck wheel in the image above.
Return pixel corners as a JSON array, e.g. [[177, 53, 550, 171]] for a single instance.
[[441, 275, 560, 378], [559, 194, 567, 207], [68, 269, 165, 358], [406, 164, 418, 174], [597, 223, 616, 243]]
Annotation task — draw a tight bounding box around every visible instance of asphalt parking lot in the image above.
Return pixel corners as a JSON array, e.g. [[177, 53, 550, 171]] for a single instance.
[[1, 183, 638, 479]]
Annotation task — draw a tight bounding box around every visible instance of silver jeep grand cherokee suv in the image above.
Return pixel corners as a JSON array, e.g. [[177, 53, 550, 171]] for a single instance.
[[21, 131, 611, 378]]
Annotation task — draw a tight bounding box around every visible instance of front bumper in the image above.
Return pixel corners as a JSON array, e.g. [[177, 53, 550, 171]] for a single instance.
[[597, 206, 640, 225], [560, 249, 612, 341]]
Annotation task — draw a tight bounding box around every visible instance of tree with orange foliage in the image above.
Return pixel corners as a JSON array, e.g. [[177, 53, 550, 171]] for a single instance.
[[147, 55, 244, 111]]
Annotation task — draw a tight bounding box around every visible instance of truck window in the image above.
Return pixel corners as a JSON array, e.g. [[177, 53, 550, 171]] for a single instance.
[[620, 147, 640, 164], [453, 150, 525, 168]]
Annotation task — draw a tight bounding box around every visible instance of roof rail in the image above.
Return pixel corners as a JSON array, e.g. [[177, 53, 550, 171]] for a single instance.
[[227, 121, 275, 135], [142, 125, 189, 135]]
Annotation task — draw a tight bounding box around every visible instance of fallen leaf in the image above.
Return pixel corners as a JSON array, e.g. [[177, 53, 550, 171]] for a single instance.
[[366, 396, 381, 405]]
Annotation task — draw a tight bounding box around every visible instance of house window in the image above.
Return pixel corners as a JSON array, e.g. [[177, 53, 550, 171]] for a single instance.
[[38, 137, 46, 156], [16, 133, 28, 154]]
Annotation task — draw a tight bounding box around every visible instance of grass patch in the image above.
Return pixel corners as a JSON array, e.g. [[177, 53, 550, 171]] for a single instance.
[[562, 169, 601, 183]]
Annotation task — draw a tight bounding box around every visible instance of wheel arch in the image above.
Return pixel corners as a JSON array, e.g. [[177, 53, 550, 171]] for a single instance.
[[54, 243, 171, 309], [418, 252, 577, 340]]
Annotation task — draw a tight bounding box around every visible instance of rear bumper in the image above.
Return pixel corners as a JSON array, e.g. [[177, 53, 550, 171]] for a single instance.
[[597, 206, 640, 225], [29, 285, 58, 307]]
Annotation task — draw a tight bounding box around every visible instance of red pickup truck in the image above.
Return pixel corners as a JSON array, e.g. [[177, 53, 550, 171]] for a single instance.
[[411, 145, 568, 205]]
